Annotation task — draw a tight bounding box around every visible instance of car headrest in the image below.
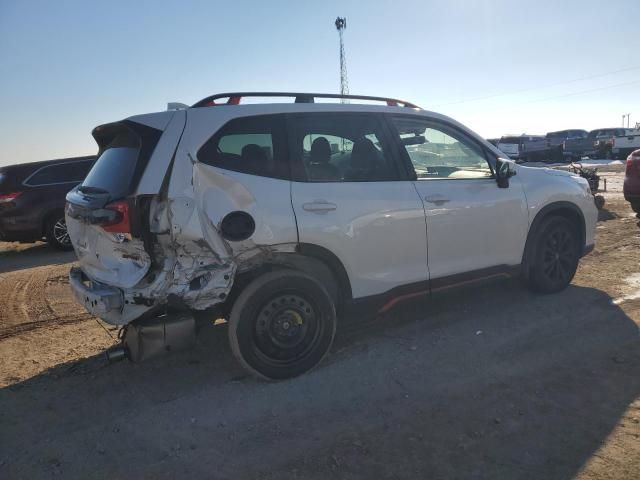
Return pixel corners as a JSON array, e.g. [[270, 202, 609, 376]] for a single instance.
[[310, 137, 331, 164], [350, 137, 378, 170]]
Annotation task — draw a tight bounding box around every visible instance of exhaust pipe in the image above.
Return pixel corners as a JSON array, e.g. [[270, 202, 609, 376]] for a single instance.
[[105, 346, 127, 363]]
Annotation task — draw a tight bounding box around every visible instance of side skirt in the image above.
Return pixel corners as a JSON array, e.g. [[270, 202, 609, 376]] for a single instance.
[[345, 265, 521, 316]]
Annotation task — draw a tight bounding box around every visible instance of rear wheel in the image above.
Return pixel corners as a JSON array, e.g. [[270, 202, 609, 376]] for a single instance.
[[46, 214, 73, 251], [527, 216, 580, 293], [228, 270, 336, 380]]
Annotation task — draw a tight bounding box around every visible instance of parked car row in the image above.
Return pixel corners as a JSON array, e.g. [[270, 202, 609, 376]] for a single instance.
[[490, 127, 638, 163], [0, 156, 95, 249]]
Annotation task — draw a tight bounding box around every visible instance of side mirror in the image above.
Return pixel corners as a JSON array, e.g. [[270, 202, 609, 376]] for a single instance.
[[496, 157, 517, 188]]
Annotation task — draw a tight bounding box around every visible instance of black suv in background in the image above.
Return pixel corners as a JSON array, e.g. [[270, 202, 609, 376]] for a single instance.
[[0, 156, 95, 249]]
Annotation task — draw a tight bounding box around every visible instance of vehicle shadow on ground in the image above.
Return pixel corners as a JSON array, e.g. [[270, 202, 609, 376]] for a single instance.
[[597, 206, 617, 222], [0, 242, 75, 274], [0, 281, 638, 479]]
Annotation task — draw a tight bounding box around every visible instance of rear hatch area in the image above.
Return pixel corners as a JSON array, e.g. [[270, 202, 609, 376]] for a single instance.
[[66, 115, 176, 324], [66, 121, 159, 287]]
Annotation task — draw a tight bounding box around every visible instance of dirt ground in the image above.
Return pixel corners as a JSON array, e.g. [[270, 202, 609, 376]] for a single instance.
[[1, 168, 639, 479]]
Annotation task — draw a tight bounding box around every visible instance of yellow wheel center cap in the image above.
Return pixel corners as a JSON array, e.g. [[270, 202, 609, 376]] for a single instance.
[[286, 310, 304, 326]]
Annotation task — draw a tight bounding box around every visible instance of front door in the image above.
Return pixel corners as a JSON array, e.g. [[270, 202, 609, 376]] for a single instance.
[[288, 112, 428, 299], [388, 115, 529, 283]]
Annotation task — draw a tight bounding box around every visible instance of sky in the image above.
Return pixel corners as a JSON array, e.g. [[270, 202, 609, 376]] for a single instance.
[[1, 0, 639, 165]]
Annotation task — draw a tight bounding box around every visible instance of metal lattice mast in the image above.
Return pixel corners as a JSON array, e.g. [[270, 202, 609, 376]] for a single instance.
[[335, 17, 349, 102]]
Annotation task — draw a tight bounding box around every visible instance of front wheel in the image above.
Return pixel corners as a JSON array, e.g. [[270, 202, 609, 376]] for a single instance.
[[46, 214, 73, 251], [228, 270, 337, 380], [527, 217, 580, 294]]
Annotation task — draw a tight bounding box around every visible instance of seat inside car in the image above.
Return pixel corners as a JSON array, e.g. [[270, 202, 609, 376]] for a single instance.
[[308, 137, 340, 181], [344, 137, 383, 181], [241, 143, 268, 174]]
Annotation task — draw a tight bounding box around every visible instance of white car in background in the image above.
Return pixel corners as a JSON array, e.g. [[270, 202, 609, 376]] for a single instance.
[[65, 92, 597, 380]]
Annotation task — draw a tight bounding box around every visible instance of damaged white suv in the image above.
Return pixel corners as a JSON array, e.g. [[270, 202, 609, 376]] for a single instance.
[[66, 92, 597, 379]]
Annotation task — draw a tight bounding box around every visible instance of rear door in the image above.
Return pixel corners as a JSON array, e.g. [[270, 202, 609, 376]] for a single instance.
[[168, 110, 298, 268], [288, 112, 428, 299], [388, 114, 529, 282]]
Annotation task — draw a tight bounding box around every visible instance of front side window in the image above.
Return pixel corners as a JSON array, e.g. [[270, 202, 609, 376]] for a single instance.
[[288, 113, 400, 182], [198, 115, 288, 179], [391, 117, 493, 180]]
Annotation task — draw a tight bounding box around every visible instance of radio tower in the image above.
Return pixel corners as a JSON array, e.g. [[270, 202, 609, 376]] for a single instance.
[[335, 17, 349, 101]]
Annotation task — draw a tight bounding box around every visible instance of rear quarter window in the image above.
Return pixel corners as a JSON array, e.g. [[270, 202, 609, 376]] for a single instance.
[[197, 115, 290, 179]]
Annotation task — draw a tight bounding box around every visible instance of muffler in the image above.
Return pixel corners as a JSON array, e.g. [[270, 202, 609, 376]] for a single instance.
[[123, 312, 196, 362]]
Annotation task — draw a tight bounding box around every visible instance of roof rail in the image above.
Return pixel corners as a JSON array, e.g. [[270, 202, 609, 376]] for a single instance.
[[191, 92, 420, 109]]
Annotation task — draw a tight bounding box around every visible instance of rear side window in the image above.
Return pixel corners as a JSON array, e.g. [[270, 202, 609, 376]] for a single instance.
[[198, 115, 289, 179], [287, 113, 401, 182], [24, 160, 93, 186]]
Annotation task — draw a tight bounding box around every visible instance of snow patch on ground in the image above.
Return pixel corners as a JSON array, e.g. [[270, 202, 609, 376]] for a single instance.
[[522, 159, 624, 168], [578, 159, 624, 166], [612, 273, 640, 305]]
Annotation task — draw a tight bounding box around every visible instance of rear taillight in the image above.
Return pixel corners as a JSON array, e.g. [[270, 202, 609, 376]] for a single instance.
[[626, 151, 640, 176], [0, 192, 22, 203], [99, 200, 131, 233]]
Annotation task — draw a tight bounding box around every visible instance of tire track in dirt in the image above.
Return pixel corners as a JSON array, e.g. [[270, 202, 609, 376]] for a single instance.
[[0, 262, 94, 340], [0, 313, 93, 340]]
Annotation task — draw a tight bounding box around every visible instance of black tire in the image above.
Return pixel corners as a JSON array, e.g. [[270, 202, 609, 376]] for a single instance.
[[46, 213, 73, 251], [228, 269, 336, 380], [527, 216, 580, 294], [630, 200, 640, 214]]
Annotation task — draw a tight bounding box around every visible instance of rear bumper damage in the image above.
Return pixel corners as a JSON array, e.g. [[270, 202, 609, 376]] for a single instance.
[[69, 267, 153, 325]]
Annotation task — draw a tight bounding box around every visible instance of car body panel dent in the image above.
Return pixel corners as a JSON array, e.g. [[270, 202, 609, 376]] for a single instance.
[[66, 216, 151, 289]]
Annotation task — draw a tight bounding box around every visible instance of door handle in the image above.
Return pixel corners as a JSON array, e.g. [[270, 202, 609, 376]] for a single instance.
[[302, 201, 337, 213], [424, 195, 450, 206]]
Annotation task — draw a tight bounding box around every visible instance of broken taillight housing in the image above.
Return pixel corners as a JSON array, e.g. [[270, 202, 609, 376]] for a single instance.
[[99, 200, 132, 233], [0, 192, 22, 203]]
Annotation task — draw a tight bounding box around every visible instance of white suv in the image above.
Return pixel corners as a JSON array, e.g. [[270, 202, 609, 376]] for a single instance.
[[66, 92, 597, 380]]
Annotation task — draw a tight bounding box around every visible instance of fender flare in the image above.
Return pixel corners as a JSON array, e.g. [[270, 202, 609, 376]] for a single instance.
[[522, 201, 586, 275]]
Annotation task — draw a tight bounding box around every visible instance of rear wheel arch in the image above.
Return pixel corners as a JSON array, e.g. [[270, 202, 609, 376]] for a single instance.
[[226, 244, 352, 317], [522, 202, 585, 274]]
